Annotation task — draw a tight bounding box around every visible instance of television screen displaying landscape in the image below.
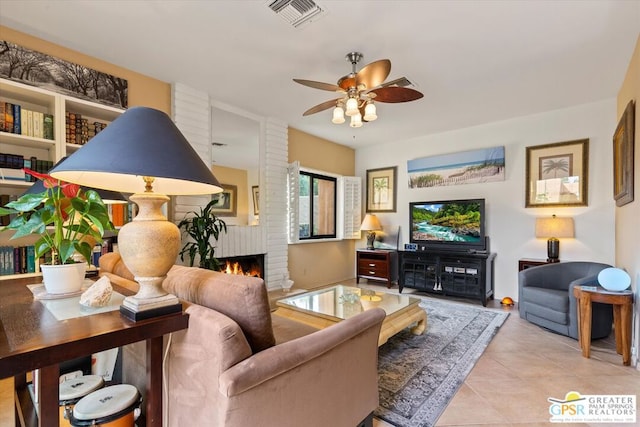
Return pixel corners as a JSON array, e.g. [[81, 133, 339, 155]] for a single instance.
[[411, 200, 483, 243]]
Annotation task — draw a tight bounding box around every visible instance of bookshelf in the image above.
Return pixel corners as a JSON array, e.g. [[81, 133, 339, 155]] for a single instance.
[[0, 78, 125, 279]]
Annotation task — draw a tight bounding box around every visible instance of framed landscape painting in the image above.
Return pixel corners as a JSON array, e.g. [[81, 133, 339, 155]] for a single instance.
[[613, 100, 635, 207], [525, 139, 589, 207], [366, 166, 397, 212]]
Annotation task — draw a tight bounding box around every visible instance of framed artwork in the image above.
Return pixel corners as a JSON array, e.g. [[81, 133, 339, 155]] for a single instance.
[[211, 184, 237, 216], [613, 100, 635, 207], [252, 185, 259, 215], [525, 139, 589, 207], [366, 166, 397, 212]]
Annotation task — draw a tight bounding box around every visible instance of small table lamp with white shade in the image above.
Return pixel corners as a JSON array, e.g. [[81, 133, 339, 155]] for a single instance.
[[51, 106, 223, 321], [360, 214, 382, 250]]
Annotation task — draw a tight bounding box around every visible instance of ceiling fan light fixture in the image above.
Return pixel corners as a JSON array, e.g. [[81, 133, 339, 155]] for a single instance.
[[345, 97, 359, 116], [350, 113, 363, 128], [363, 102, 377, 121], [331, 105, 345, 124]]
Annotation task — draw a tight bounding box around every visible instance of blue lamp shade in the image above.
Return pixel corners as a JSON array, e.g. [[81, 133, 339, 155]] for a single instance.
[[23, 157, 128, 203], [49, 107, 222, 195], [598, 267, 631, 292]]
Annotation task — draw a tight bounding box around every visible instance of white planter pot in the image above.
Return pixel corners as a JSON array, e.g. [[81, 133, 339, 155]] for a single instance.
[[41, 263, 87, 294]]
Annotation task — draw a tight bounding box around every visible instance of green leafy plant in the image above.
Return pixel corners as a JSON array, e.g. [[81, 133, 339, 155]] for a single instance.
[[0, 168, 114, 265], [178, 198, 227, 270]]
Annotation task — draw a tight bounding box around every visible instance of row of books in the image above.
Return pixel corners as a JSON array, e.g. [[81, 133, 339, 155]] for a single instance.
[[0, 156, 54, 183], [66, 112, 108, 146], [0, 245, 37, 275], [0, 239, 118, 276], [92, 237, 117, 267], [0, 101, 54, 140]]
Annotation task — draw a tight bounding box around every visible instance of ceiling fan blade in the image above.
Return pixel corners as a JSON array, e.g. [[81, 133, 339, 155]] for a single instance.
[[303, 98, 340, 116], [377, 76, 412, 89], [293, 79, 343, 92], [356, 59, 391, 90], [369, 87, 424, 103]]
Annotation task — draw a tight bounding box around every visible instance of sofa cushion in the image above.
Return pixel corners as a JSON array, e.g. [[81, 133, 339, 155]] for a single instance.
[[164, 265, 276, 353]]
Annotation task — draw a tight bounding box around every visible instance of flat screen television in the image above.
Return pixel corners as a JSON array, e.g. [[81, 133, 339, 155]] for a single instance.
[[409, 198, 486, 252]]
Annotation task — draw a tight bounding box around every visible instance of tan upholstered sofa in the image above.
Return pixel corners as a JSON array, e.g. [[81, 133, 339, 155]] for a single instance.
[[99, 253, 385, 427]]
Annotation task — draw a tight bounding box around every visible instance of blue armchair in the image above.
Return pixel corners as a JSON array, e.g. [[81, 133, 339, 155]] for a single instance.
[[518, 261, 613, 339]]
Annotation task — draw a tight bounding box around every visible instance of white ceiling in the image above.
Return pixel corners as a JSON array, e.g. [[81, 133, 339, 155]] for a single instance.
[[1, 1, 638, 149]]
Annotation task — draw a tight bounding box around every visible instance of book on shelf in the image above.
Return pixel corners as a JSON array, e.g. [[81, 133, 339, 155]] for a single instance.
[[0, 102, 5, 132], [43, 113, 54, 140], [4, 102, 13, 134], [12, 104, 20, 134], [20, 108, 30, 137], [0, 194, 9, 225]]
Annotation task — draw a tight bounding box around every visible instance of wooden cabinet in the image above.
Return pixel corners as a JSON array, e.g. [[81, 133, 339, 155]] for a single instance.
[[399, 250, 496, 306], [356, 249, 397, 287], [518, 258, 557, 271], [0, 78, 124, 280]]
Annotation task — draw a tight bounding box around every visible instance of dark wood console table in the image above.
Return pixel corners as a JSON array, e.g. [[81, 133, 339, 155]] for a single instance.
[[0, 276, 189, 426]]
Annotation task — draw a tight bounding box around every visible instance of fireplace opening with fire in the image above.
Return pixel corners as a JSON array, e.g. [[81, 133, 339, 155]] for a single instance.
[[218, 254, 264, 278]]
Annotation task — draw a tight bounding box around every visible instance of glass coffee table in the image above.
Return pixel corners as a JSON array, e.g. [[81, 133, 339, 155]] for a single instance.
[[275, 285, 427, 345]]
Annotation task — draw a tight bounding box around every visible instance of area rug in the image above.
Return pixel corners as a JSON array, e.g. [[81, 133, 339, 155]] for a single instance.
[[375, 296, 509, 427]]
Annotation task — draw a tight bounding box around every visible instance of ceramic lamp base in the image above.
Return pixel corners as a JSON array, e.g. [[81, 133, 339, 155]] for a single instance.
[[118, 192, 182, 321]]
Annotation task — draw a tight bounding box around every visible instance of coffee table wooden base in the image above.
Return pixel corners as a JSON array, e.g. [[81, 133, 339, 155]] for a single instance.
[[274, 304, 427, 346]]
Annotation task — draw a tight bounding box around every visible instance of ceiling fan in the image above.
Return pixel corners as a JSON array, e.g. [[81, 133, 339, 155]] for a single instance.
[[293, 52, 423, 127]]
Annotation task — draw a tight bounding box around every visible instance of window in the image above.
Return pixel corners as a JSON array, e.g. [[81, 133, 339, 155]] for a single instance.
[[299, 170, 336, 239], [287, 162, 361, 244]]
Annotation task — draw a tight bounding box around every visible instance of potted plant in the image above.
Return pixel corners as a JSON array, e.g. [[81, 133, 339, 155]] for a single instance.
[[0, 168, 114, 293], [178, 199, 227, 270]]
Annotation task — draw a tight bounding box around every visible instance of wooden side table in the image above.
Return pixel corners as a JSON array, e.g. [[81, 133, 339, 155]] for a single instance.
[[356, 249, 396, 288], [573, 286, 634, 365], [518, 258, 558, 271], [0, 277, 189, 426]]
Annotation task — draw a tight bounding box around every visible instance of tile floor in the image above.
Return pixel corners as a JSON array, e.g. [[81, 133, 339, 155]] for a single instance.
[[358, 281, 640, 427], [2, 281, 638, 427]]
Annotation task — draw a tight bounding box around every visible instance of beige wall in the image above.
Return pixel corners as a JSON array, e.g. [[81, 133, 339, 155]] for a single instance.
[[1, 26, 171, 113], [616, 34, 639, 367], [212, 165, 249, 225], [288, 127, 357, 289]]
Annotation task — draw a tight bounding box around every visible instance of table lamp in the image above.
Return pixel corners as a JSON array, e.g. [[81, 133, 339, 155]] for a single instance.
[[535, 214, 574, 262], [50, 107, 223, 321], [24, 157, 129, 204], [360, 214, 382, 250]]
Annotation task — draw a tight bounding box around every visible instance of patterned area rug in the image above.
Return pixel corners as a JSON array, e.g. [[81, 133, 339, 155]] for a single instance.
[[375, 296, 509, 427]]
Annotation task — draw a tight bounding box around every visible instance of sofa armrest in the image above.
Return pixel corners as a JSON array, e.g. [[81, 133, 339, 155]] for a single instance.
[[219, 307, 385, 396]]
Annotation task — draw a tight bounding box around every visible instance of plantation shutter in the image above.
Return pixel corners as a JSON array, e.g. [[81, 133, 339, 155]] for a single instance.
[[338, 176, 362, 239], [287, 161, 300, 243]]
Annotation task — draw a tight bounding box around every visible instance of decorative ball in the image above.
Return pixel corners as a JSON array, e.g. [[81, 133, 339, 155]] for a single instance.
[[597, 268, 631, 292]]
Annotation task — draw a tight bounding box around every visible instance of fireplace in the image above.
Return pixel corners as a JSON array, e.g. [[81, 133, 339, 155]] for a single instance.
[[217, 254, 265, 278]]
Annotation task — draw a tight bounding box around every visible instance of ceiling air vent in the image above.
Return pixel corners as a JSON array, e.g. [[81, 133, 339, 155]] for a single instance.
[[268, 0, 326, 28]]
